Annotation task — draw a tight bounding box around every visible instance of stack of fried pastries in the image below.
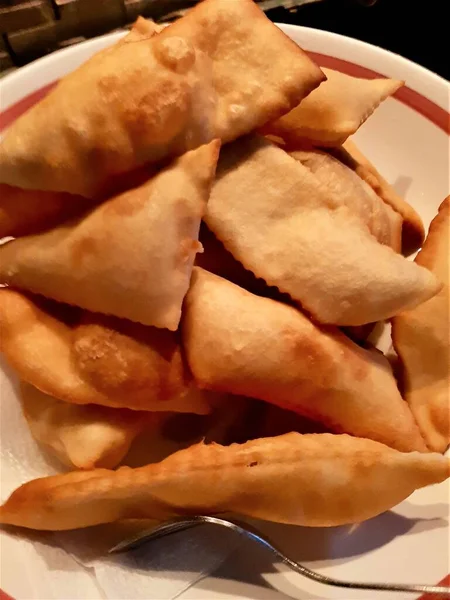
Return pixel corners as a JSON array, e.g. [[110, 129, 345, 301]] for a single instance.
[[0, 0, 448, 534]]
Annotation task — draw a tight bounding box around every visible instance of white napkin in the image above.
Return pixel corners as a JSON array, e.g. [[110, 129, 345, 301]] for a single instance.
[[1, 358, 449, 600], [0, 360, 238, 600]]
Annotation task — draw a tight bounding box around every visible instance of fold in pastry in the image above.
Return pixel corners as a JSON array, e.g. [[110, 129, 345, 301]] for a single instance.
[[182, 268, 427, 452], [0, 184, 94, 239], [290, 148, 402, 251], [1, 432, 447, 531], [19, 382, 153, 470], [195, 223, 292, 304], [0, 289, 210, 414], [0, 0, 323, 198], [392, 198, 450, 453], [262, 68, 402, 146], [332, 140, 425, 254], [0, 142, 220, 329], [205, 135, 440, 326]]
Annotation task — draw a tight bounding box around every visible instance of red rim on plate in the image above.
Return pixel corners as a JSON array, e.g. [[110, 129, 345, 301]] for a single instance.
[[0, 51, 448, 600], [0, 52, 449, 135]]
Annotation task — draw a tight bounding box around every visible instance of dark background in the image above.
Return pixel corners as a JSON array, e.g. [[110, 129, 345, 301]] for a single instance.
[[268, 0, 448, 81]]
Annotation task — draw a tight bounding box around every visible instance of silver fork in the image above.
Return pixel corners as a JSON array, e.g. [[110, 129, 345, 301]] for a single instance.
[[110, 515, 450, 597]]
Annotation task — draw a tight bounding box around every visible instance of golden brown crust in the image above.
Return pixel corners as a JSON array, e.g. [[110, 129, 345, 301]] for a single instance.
[[290, 148, 403, 252], [0, 142, 220, 330], [335, 140, 425, 254], [0, 288, 210, 414], [205, 135, 440, 326], [392, 197, 450, 453], [20, 382, 151, 469], [0, 35, 216, 197], [0, 433, 447, 531], [0, 0, 323, 197], [262, 69, 402, 146], [182, 268, 427, 452], [72, 313, 189, 401], [165, 0, 325, 142], [0, 184, 95, 238], [195, 223, 293, 304]]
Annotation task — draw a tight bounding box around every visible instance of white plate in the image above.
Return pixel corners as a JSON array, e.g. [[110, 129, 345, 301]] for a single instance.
[[0, 24, 449, 600]]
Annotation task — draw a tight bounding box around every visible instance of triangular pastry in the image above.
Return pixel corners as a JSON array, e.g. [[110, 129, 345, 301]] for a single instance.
[[0, 142, 220, 330], [182, 268, 427, 452], [262, 68, 402, 146], [205, 135, 440, 326]]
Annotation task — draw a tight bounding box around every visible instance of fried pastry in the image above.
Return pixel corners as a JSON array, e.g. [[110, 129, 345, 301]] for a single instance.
[[163, 0, 324, 142], [0, 185, 94, 239], [19, 382, 152, 470], [0, 0, 323, 197], [290, 148, 402, 251], [262, 68, 402, 146], [0, 433, 447, 531], [0, 18, 162, 239], [205, 135, 440, 325], [195, 223, 292, 303], [0, 142, 219, 329], [333, 140, 425, 254], [0, 289, 210, 414], [392, 197, 450, 453], [182, 268, 427, 452]]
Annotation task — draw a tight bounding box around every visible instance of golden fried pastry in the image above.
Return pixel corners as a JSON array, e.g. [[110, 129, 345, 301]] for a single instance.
[[0, 0, 323, 197], [0, 289, 210, 414], [0, 18, 162, 239], [290, 148, 402, 251], [119, 17, 163, 44], [205, 135, 440, 326], [262, 68, 402, 146], [182, 268, 427, 452], [195, 223, 292, 303], [392, 198, 450, 453], [0, 433, 447, 531], [0, 142, 219, 330], [333, 140, 425, 254], [19, 382, 152, 470], [165, 0, 324, 142], [0, 184, 94, 239]]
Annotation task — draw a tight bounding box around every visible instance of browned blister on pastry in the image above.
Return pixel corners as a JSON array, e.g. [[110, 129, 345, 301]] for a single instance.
[[290, 148, 402, 252], [182, 268, 427, 452], [0, 289, 210, 414], [334, 140, 425, 254], [262, 68, 402, 146], [164, 0, 324, 142], [0, 0, 323, 198], [393, 198, 450, 453], [0, 433, 447, 531], [0, 18, 162, 239], [0, 142, 219, 330], [205, 135, 440, 326], [19, 382, 153, 470], [0, 35, 216, 197]]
